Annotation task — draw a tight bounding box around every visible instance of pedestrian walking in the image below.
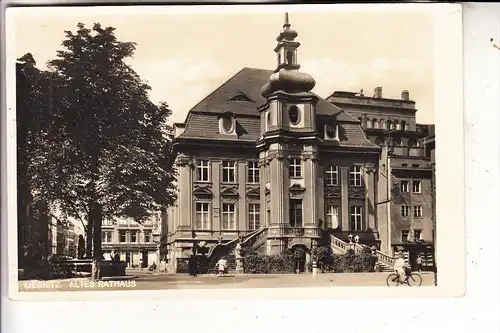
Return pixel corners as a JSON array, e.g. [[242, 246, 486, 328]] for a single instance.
[[416, 255, 422, 272]]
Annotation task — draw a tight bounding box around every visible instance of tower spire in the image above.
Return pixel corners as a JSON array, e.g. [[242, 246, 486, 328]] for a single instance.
[[260, 13, 316, 97], [284, 12, 290, 27]]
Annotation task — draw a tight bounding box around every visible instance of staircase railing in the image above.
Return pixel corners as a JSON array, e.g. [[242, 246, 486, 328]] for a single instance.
[[330, 235, 363, 254], [330, 235, 396, 268], [241, 228, 268, 250], [354, 243, 396, 268], [207, 228, 265, 258]]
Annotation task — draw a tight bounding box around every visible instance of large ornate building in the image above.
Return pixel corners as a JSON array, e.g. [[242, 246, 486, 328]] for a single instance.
[[165, 14, 436, 272]]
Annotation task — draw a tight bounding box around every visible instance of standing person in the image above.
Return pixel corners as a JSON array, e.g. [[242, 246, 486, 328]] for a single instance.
[[217, 257, 227, 277], [416, 255, 423, 272], [188, 255, 198, 277], [139, 258, 143, 270]]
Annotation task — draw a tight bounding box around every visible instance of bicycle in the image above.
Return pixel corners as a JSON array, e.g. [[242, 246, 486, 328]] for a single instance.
[[386, 268, 423, 287], [207, 267, 218, 277]]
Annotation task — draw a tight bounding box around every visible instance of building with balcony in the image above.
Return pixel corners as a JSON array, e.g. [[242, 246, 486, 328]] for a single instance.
[[326, 89, 435, 270], [101, 214, 161, 268]]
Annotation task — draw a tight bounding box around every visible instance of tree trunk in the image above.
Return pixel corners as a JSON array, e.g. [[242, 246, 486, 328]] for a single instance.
[[91, 202, 103, 280], [86, 221, 93, 258]]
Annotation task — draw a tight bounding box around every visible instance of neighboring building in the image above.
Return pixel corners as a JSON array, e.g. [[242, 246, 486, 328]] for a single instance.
[[101, 215, 161, 268], [423, 125, 436, 272], [166, 14, 390, 272], [326, 90, 435, 269]]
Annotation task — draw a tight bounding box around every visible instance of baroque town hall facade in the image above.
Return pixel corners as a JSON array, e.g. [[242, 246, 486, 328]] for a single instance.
[[165, 14, 435, 272]]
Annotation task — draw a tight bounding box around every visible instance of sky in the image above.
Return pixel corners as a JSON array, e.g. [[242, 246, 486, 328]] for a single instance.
[[8, 5, 436, 124]]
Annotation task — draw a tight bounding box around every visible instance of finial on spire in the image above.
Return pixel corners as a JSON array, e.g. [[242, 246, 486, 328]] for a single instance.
[[284, 12, 290, 27]]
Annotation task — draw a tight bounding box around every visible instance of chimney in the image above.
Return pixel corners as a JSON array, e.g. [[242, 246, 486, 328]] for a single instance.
[[374, 87, 382, 98], [401, 90, 410, 101]]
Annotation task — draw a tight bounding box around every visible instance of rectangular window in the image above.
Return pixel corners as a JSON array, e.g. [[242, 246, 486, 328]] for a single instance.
[[325, 165, 339, 186], [222, 161, 237, 183], [101, 231, 112, 243], [349, 165, 362, 187], [413, 205, 423, 218], [248, 203, 260, 230], [222, 203, 236, 230], [401, 205, 410, 217], [196, 160, 210, 182], [247, 161, 260, 183], [195, 202, 210, 230], [402, 230, 410, 242], [289, 158, 302, 178], [401, 180, 409, 192], [414, 229, 422, 241], [349, 205, 362, 231], [413, 180, 422, 193], [144, 231, 152, 243], [325, 205, 339, 229], [119, 231, 126, 243], [131, 231, 138, 243], [289, 199, 303, 227]]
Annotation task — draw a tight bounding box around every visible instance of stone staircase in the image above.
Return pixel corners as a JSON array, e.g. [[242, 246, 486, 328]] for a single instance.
[[241, 228, 268, 253], [330, 234, 395, 272], [203, 228, 268, 274]]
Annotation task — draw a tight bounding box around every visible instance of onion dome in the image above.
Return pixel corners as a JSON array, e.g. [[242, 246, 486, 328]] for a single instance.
[[276, 13, 298, 42], [261, 69, 316, 97]]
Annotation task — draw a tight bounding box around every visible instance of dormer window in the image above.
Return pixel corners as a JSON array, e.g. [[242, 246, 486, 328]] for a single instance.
[[325, 124, 339, 141], [373, 119, 379, 129], [289, 105, 300, 125], [366, 120, 373, 129], [229, 92, 253, 102], [219, 113, 236, 135]]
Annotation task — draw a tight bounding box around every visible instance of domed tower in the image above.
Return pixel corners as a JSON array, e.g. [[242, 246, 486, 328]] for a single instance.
[[257, 13, 321, 257]]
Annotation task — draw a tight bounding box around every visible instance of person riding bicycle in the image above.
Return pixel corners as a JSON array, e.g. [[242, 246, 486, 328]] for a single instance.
[[394, 253, 408, 282]]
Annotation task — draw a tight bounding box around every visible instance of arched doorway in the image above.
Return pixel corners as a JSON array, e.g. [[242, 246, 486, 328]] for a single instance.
[[291, 244, 309, 273]]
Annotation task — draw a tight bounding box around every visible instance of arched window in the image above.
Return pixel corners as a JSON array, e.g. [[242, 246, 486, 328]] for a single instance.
[[401, 121, 407, 131], [392, 138, 402, 146], [286, 50, 294, 65], [373, 119, 379, 129], [380, 120, 386, 129], [278, 53, 281, 65], [366, 119, 373, 129], [289, 105, 300, 125], [387, 120, 392, 130], [267, 111, 272, 128], [408, 139, 418, 147], [395, 121, 401, 130]]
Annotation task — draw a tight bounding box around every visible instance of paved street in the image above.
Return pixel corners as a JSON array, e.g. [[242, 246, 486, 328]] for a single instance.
[[18, 272, 435, 292]]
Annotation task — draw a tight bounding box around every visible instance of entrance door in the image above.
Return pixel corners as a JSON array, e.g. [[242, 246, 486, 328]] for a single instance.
[[125, 252, 131, 267], [141, 250, 148, 268], [409, 250, 418, 270]]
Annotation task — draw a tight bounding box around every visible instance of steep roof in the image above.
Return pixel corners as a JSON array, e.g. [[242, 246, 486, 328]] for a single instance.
[[188, 67, 357, 120], [178, 67, 378, 149]]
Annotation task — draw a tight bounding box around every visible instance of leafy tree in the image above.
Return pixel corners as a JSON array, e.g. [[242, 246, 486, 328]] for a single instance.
[[40, 22, 176, 279], [16, 54, 63, 267]]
